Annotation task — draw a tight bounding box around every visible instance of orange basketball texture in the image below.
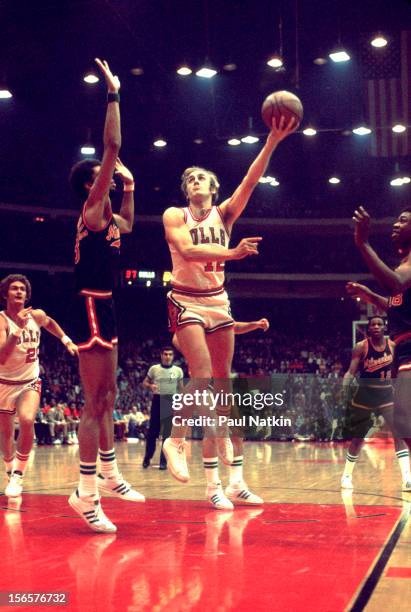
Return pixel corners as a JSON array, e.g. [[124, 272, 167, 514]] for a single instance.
[[261, 91, 303, 128]]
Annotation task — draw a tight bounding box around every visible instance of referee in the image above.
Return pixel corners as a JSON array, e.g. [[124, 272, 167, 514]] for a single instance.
[[142, 347, 184, 470]]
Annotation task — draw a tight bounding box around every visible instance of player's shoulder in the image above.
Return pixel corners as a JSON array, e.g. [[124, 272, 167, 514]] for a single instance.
[[163, 206, 185, 225], [0, 312, 7, 329], [354, 339, 367, 354], [31, 309, 47, 325]]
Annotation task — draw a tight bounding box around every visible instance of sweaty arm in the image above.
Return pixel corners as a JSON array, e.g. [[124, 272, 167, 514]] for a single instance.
[[346, 282, 389, 312], [234, 319, 270, 334], [163, 207, 260, 262], [32, 310, 78, 356], [343, 342, 364, 391]]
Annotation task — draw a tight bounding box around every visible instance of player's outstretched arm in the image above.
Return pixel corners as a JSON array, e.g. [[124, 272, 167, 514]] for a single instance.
[[32, 310, 78, 356], [219, 116, 297, 229], [84, 59, 121, 229], [353, 207, 411, 293], [342, 342, 364, 396], [346, 282, 389, 312], [0, 308, 32, 364], [163, 207, 262, 262], [234, 318, 270, 335], [113, 157, 134, 234]]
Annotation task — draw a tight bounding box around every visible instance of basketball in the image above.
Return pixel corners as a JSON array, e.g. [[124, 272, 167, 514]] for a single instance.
[[261, 90, 303, 129]]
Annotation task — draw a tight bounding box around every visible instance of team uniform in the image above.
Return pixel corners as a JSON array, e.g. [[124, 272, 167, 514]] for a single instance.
[[143, 363, 184, 467], [388, 289, 411, 374], [0, 312, 41, 415], [71, 205, 120, 351], [167, 206, 234, 333], [345, 338, 394, 438]]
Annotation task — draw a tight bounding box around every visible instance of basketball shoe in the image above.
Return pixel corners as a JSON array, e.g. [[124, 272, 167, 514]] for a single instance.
[[68, 490, 117, 533], [97, 474, 145, 502], [225, 482, 264, 505], [5, 471, 23, 497], [162, 438, 189, 482], [206, 482, 234, 510], [341, 474, 354, 490]]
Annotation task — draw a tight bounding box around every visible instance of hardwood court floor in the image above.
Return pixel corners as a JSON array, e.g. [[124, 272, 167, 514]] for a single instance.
[[1, 440, 410, 611]]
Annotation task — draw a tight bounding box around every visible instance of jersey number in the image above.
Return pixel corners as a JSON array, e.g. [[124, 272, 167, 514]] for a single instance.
[[204, 262, 225, 272], [26, 348, 39, 363]]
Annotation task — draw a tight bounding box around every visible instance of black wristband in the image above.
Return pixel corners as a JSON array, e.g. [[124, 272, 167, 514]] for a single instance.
[[107, 92, 120, 104]]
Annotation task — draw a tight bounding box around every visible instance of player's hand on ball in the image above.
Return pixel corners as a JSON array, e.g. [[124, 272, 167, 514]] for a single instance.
[[258, 318, 270, 331], [232, 237, 262, 260], [95, 58, 120, 93], [66, 341, 79, 357], [353, 206, 370, 247], [115, 158, 134, 185], [16, 307, 32, 328], [269, 115, 298, 143]]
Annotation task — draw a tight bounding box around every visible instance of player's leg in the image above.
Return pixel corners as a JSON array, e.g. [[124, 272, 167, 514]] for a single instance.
[[206, 327, 262, 505], [163, 324, 213, 482], [382, 406, 411, 489], [394, 370, 411, 452], [143, 396, 161, 468], [0, 412, 15, 483], [341, 404, 372, 490], [5, 389, 39, 496]]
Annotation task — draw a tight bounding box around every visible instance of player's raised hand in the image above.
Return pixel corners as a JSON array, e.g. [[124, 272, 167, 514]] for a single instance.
[[15, 307, 32, 328], [346, 282, 372, 303], [115, 158, 134, 186], [257, 318, 270, 331], [353, 206, 370, 247], [231, 237, 262, 260], [95, 58, 120, 93], [269, 115, 298, 143]]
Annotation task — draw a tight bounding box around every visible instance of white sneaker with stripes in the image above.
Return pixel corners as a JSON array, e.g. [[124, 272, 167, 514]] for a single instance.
[[68, 490, 117, 533], [225, 482, 264, 505], [97, 474, 145, 502], [5, 472, 23, 497], [206, 483, 234, 510]]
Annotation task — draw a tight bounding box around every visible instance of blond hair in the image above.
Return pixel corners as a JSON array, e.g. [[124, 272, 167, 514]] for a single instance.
[[180, 166, 220, 203]]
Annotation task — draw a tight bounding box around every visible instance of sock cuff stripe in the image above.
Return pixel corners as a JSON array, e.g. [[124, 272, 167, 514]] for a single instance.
[[99, 449, 115, 455], [346, 454, 359, 462], [16, 452, 30, 460], [396, 450, 410, 457], [233, 456, 243, 461], [204, 463, 219, 469]]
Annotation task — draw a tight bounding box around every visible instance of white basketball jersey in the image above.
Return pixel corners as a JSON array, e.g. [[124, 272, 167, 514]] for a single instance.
[[169, 206, 230, 293], [0, 312, 41, 382]]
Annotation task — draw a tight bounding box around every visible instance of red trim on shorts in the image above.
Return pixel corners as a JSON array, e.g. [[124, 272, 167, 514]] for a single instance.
[[393, 331, 411, 345], [167, 293, 204, 331], [0, 408, 16, 415], [77, 337, 117, 352], [216, 206, 231, 237], [205, 320, 235, 334], [171, 284, 225, 297], [0, 377, 37, 386], [187, 206, 212, 222], [398, 362, 411, 372], [80, 289, 113, 298]]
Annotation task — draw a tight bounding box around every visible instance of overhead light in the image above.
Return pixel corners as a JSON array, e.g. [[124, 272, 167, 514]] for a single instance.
[[223, 62, 237, 71], [371, 35, 388, 48], [267, 55, 283, 69], [402, 176, 411, 184], [0, 88, 12, 99], [83, 73, 99, 84], [130, 67, 144, 76], [153, 138, 167, 147], [258, 177, 270, 183], [392, 124, 406, 133], [303, 127, 317, 136], [329, 50, 350, 63], [391, 176, 411, 187], [352, 126, 372, 135], [228, 138, 241, 146], [146, 280, 151, 287], [81, 145, 96, 155], [34, 216, 45, 223], [193, 137, 204, 144], [329, 177, 341, 184], [313, 57, 328, 65], [241, 135, 259, 144], [270, 178, 279, 187], [196, 65, 217, 78], [177, 65, 192, 76]]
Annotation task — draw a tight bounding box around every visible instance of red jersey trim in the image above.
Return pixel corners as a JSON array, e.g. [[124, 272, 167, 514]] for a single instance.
[[216, 206, 231, 237], [393, 331, 411, 345], [187, 206, 213, 222], [0, 376, 37, 386], [79, 289, 113, 298]]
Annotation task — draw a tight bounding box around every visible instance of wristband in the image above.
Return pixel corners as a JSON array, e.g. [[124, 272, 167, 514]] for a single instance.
[[107, 92, 120, 103], [123, 183, 135, 192], [61, 335, 72, 346], [12, 327, 23, 338]]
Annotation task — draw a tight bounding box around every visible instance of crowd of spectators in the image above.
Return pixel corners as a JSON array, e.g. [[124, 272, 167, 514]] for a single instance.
[[32, 329, 354, 444]]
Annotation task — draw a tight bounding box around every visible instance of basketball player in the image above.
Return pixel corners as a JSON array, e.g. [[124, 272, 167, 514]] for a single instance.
[[0, 274, 78, 497], [142, 346, 184, 470], [173, 318, 269, 508], [341, 315, 410, 491], [352, 206, 411, 454], [68, 59, 143, 534], [161, 115, 296, 486]]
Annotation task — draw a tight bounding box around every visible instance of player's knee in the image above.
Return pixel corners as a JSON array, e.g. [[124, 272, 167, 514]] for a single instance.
[[95, 383, 117, 410]]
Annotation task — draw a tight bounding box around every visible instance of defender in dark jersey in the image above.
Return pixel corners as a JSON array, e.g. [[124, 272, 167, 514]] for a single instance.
[[352, 205, 411, 455], [341, 316, 410, 491], [67, 59, 143, 534]]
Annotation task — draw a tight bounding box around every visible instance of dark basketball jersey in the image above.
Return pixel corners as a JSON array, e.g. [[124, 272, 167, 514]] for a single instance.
[[359, 338, 393, 381], [387, 289, 411, 339], [74, 207, 120, 293]]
